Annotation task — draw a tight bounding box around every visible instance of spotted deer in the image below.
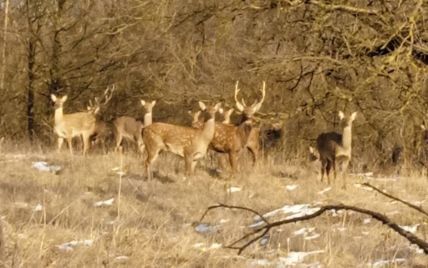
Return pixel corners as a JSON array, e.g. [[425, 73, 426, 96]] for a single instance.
[[113, 100, 156, 152], [51, 94, 97, 155], [197, 82, 264, 173], [143, 102, 222, 179], [316, 111, 357, 188], [234, 81, 266, 166]]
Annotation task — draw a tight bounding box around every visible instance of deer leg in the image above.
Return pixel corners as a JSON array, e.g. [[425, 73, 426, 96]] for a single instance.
[[184, 153, 193, 177], [57, 137, 64, 152], [320, 158, 326, 182], [218, 153, 229, 171], [115, 133, 122, 152], [229, 152, 238, 174], [326, 160, 332, 185], [248, 146, 258, 167], [66, 137, 73, 155], [145, 147, 160, 180], [341, 159, 349, 189], [82, 133, 90, 156]]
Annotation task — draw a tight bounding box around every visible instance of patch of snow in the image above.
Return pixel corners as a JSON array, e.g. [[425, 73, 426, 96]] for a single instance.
[[192, 242, 222, 251], [317, 187, 332, 195], [32, 161, 62, 174], [194, 223, 219, 234], [412, 200, 425, 206], [112, 167, 126, 176], [250, 204, 320, 228], [285, 184, 299, 191], [363, 218, 371, 224], [114, 256, 129, 263], [409, 244, 424, 254], [227, 186, 242, 193], [33, 204, 43, 212], [371, 258, 406, 267], [94, 198, 114, 207], [56, 239, 94, 252], [399, 224, 419, 234], [219, 219, 230, 224]]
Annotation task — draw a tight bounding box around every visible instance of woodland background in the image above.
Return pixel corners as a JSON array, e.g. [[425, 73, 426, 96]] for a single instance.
[[0, 0, 426, 168]]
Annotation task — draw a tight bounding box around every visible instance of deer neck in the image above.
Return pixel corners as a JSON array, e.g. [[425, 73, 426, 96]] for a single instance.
[[144, 112, 152, 126], [54, 106, 64, 124], [201, 117, 215, 141], [341, 124, 353, 151]]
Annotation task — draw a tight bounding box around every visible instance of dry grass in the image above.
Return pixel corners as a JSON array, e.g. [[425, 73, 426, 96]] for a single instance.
[[0, 142, 427, 267]]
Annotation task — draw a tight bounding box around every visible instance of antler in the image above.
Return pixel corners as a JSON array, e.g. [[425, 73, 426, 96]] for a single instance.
[[87, 85, 115, 113], [255, 81, 266, 107]]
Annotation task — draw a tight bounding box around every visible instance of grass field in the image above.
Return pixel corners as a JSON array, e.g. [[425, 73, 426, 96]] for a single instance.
[[0, 142, 427, 267]]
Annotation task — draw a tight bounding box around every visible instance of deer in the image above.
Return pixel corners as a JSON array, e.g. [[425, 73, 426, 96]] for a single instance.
[[113, 100, 156, 153], [195, 82, 264, 173], [222, 108, 234, 124], [315, 111, 357, 188], [188, 110, 203, 128], [143, 101, 222, 180], [51, 94, 97, 155], [234, 81, 266, 166], [86, 86, 115, 151]]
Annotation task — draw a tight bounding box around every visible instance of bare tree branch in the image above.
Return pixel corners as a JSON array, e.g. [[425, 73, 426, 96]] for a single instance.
[[361, 183, 428, 217], [200, 204, 428, 255]]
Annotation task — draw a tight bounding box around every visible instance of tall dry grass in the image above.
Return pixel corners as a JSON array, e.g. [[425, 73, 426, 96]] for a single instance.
[[0, 141, 427, 267]]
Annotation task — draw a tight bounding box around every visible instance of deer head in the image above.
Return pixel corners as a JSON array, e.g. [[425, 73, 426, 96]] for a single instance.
[[338, 111, 357, 126], [234, 81, 266, 120], [51, 94, 68, 109], [141, 100, 157, 113], [87, 85, 115, 114]]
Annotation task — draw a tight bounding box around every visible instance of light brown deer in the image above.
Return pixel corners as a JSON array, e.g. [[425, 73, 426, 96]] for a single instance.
[[51, 94, 97, 155], [316, 111, 357, 188], [188, 110, 203, 128], [234, 81, 266, 166], [222, 108, 234, 124], [143, 102, 221, 180], [113, 100, 156, 152]]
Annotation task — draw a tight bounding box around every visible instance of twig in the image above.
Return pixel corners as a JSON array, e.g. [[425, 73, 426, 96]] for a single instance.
[[361, 183, 428, 218], [200, 204, 428, 255], [199, 203, 270, 225]]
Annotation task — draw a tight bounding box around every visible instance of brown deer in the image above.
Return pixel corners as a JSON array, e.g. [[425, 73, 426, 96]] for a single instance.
[[86, 86, 115, 150], [234, 81, 266, 166], [51, 94, 97, 155], [143, 101, 222, 179], [113, 100, 156, 152], [197, 82, 264, 173], [316, 111, 357, 188]]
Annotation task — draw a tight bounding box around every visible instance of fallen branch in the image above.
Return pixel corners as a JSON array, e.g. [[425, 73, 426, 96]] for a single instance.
[[200, 204, 428, 255], [361, 183, 428, 217]]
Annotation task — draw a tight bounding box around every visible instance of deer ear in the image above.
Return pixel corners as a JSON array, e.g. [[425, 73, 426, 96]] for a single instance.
[[198, 101, 207, 111], [421, 125, 426, 130], [214, 102, 222, 111], [51, 94, 57, 102], [141, 100, 146, 106], [151, 100, 156, 106], [338, 111, 345, 120], [309, 146, 314, 153], [350, 112, 357, 121], [62, 95, 68, 102]]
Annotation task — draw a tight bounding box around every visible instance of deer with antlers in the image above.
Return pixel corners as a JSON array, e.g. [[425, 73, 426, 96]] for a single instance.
[[143, 102, 222, 180], [113, 100, 157, 153], [86, 86, 115, 150], [234, 81, 266, 166], [51, 86, 114, 155]]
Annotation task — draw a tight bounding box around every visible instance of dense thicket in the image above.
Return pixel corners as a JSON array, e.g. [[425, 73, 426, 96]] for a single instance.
[[0, 0, 426, 168]]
